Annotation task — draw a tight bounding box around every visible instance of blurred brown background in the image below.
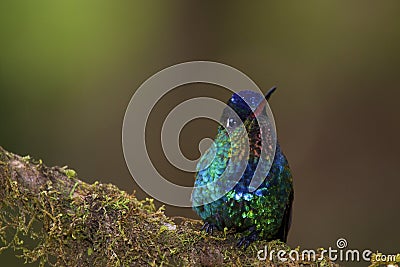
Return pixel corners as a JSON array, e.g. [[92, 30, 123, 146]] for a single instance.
[[0, 1, 399, 266]]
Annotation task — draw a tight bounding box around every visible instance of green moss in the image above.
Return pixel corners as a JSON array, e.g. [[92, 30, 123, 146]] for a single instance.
[[0, 148, 339, 266], [63, 169, 77, 179]]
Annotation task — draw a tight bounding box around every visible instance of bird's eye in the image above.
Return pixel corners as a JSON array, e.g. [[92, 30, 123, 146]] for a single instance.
[[226, 118, 237, 128]]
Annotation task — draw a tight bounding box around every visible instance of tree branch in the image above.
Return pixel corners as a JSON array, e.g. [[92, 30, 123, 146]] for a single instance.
[[0, 146, 338, 266]]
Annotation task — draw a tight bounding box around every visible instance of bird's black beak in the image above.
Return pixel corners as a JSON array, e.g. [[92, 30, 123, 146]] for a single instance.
[[265, 86, 277, 101], [252, 86, 277, 117]]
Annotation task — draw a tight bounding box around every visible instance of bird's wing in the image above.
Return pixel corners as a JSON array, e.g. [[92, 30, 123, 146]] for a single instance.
[[274, 189, 294, 243]]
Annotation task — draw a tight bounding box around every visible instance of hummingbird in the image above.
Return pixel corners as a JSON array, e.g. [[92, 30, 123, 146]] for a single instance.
[[191, 87, 294, 248]]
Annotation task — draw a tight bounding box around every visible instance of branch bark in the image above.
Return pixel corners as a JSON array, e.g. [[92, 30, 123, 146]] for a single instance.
[[0, 146, 337, 266]]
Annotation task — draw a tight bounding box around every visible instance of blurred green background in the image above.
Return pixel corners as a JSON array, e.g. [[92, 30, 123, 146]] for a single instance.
[[0, 1, 399, 266]]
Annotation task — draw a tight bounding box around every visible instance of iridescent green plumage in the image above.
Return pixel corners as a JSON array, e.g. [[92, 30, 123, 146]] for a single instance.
[[192, 88, 294, 247]]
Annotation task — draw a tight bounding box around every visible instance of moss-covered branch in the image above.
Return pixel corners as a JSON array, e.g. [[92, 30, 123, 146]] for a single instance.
[[0, 146, 339, 266]]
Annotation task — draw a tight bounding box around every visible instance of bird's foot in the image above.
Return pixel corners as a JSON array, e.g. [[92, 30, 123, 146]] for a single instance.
[[237, 228, 260, 249], [201, 222, 217, 235]]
